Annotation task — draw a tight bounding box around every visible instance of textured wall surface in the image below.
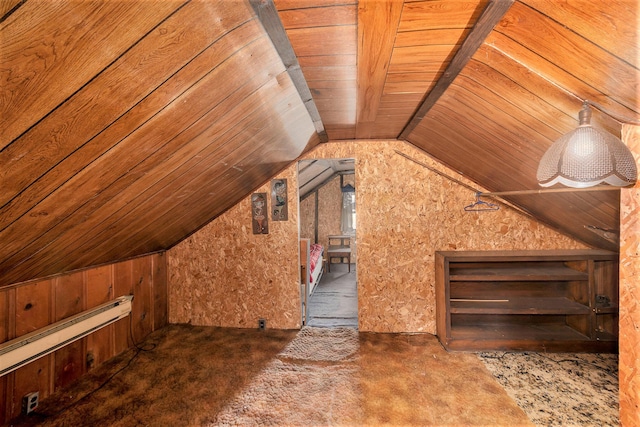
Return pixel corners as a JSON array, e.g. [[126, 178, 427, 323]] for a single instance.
[[168, 166, 300, 329], [168, 139, 585, 334], [305, 140, 585, 333], [620, 124, 640, 427]]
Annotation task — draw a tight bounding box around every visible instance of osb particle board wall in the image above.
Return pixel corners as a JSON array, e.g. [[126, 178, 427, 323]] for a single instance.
[[0, 253, 167, 424], [620, 124, 639, 427], [305, 140, 585, 333], [168, 166, 301, 329], [168, 139, 585, 334]]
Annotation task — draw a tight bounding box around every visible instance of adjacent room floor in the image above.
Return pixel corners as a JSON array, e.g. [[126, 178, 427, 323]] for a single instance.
[[307, 262, 357, 328]]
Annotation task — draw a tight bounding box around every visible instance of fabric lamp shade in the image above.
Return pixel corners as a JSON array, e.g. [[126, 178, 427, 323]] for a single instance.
[[537, 103, 637, 188]]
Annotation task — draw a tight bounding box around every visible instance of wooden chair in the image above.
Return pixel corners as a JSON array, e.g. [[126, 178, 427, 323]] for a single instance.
[[327, 235, 351, 272]]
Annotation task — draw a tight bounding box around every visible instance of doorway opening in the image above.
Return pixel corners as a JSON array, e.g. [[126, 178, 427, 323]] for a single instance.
[[298, 159, 357, 328]]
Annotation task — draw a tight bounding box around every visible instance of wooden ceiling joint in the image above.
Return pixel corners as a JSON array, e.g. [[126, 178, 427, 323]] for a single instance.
[[249, 0, 328, 142], [399, 0, 515, 140]]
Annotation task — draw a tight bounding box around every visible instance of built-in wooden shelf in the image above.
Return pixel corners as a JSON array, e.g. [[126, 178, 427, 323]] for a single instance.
[[436, 250, 619, 353]]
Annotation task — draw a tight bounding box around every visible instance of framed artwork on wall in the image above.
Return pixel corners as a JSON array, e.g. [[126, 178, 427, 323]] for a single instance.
[[251, 193, 268, 234], [271, 178, 288, 221]]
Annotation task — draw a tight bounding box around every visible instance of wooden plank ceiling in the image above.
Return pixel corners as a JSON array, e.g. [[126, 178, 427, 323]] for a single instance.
[[1, 0, 638, 287]]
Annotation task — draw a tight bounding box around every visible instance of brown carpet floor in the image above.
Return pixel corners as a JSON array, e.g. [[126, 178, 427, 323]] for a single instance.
[[9, 324, 532, 426]]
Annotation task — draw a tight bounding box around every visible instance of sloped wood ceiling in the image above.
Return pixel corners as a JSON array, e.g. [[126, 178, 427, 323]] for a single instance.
[[1, 0, 638, 287], [0, 0, 319, 287]]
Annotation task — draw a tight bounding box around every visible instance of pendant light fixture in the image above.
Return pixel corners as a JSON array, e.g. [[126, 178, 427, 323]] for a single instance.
[[536, 102, 637, 188]]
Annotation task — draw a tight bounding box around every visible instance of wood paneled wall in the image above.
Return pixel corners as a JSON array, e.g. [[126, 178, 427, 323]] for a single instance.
[[168, 140, 584, 334], [620, 124, 640, 427], [0, 253, 167, 423]]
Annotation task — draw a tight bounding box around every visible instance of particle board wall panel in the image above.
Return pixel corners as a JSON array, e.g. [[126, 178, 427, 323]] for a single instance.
[[0, 0, 185, 148], [0, 22, 272, 284], [619, 124, 640, 427], [168, 167, 300, 329], [303, 140, 585, 333], [300, 194, 316, 242], [169, 140, 585, 334]]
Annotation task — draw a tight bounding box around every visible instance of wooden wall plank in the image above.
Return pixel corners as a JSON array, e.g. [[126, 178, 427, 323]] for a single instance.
[[98, 97, 313, 261], [53, 273, 85, 391], [131, 257, 153, 344], [113, 262, 134, 354], [0, 0, 22, 22], [85, 265, 115, 369], [490, 2, 638, 113], [399, 0, 514, 138], [5, 72, 310, 282], [153, 253, 168, 330], [278, 4, 355, 29], [0, 288, 8, 423], [356, 0, 403, 136], [0, 0, 185, 148], [285, 25, 356, 57], [0, 1, 253, 221], [0, 255, 166, 424], [0, 23, 274, 285], [398, 0, 486, 31], [15, 280, 51, 335], [520, 0, 638, 68]]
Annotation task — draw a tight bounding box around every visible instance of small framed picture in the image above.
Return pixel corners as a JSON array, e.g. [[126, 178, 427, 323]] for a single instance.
[[251, 193, 268, 234], [271, 179, 288, 221]]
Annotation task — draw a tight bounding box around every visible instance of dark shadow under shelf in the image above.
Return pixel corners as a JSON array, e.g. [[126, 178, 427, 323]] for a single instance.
[[450, 297, 590, 315], [450, 266, 588, 281]]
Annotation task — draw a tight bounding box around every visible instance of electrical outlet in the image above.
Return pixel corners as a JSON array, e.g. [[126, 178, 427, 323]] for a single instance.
[[258, 318, 266, 330], [22, 391, 39, 415]]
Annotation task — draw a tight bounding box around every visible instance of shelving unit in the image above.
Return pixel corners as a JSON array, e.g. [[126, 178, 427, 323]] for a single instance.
[[435, 250, 619, 352]]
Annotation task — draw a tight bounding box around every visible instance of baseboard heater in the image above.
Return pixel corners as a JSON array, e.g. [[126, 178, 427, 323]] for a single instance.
[[0, 295, 133, 377]]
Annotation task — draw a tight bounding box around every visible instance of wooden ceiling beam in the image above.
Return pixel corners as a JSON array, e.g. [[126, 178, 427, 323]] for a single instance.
[[249, 0, 328, 142], [355, 0, 404, 139], [399, 0, 514, 140]]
